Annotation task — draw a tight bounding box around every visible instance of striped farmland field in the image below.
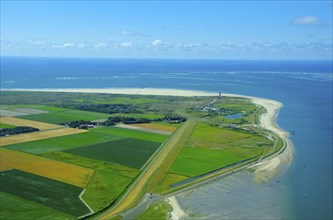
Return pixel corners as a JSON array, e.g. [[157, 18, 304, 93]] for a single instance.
[[0, 127, 87, 146], [0, 148, 94, 188], [0, 117, 62, 130]]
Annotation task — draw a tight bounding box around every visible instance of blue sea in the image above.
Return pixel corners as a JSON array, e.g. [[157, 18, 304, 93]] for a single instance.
[[1, 57, 332, 219]]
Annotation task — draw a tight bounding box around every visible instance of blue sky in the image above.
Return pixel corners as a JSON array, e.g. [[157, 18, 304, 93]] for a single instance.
[[1, 1, 332, 59]]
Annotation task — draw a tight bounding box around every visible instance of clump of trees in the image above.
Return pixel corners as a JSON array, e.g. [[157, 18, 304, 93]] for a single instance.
[[163, 115, 187, 124], [99, 115, 187, 127], [59, 114, 187, 130], [60, 120, 100, 129], [103, 116, 151, 126], [0, 126, 39, 136]]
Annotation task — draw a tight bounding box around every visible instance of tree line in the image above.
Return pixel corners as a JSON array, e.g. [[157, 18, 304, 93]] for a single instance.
[[0, 126, 39, 136]]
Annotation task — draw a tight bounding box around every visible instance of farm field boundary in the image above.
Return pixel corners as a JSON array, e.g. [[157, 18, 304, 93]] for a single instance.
[[0, 148, 94, 188], [0, 117, 62, 130], [65, 138, 161, 169], [0, 192, 75, 220], [0, 127, 87, 146], [17, 109, 111, 124], [1, 169, 90, 217]]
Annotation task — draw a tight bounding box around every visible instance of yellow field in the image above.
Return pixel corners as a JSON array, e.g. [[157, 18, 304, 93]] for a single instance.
[[0, 117, 62, 130], [0, 127, 87, 146], [131, 123, 177, 132], [0, 148, 94, 188]]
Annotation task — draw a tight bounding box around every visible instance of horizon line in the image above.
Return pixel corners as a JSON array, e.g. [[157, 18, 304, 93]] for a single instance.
[[1, 55, 332, 62]]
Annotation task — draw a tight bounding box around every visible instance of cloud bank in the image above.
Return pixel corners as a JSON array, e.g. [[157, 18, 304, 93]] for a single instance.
[[291, 16, 321, 25]]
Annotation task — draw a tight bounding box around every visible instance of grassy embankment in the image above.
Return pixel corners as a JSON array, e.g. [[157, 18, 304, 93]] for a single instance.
[[98, 120, 197, 219]]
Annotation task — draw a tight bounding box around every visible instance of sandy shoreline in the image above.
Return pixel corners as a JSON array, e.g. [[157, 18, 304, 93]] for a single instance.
[[167, 196, 188, 220]]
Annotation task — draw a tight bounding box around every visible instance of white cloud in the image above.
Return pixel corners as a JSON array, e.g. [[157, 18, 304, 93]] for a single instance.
[[63, 43, 75, 48], [93, 42, 108, 49], [51, 44, 61, 49], [112, 29, 149, 37], [120, 42, 134, 48], [291, 16, 321, 25], [27, 40, 45, 46], [78, 43, 85, 48], [51, 42, 75, 49], [151, 39, 163, 46]]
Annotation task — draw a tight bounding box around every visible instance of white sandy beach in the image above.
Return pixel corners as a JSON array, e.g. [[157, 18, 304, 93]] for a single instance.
[[167, 196, 188, 220]]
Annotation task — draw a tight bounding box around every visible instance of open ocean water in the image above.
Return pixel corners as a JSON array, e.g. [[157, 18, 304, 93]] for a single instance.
[[1, 57, 332, 219]]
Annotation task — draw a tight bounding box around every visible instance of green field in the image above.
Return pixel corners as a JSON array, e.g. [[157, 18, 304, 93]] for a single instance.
[[6, 130, 122, 154], [82, 170, 133, 211], [0, 169, 90, 217], [65, 138, 161, 169], [17, 109, 111, 124], [42, 151, 139, 178], [164, 122, 273, 183], [170, 147, 260, 177], [93, 126, 168, 142], [135, 200, 172, 220], [1, 104, 69, 112], [0, 123, 16, 129], [188, 123, 252, 144], [0, 192, 75, 220]]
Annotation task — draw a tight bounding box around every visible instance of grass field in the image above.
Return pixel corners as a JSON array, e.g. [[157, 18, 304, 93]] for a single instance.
[[0, 123, 15, 128], [170, 147, 260, 177], [0, 117, 62, 130], [0, 127, 87, 146], [93, 126, 168, 143], [0, 104, 68, 112], [164, 122, 273, 184], [0, 148, 94, 188], [188, 123, 252, 144], [135, 200, 172, 220], [0, 169, 90, 217], [82, 170, 133, 211], [17, 109, 111, 124], [65, 138, 161, 169], [0, 192, 75, 220], [6, 130, 122, 154], [42, 151, 139, 178]]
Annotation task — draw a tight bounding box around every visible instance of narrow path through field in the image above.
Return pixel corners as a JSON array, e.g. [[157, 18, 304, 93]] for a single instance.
[[98, 120, 197, 219]]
